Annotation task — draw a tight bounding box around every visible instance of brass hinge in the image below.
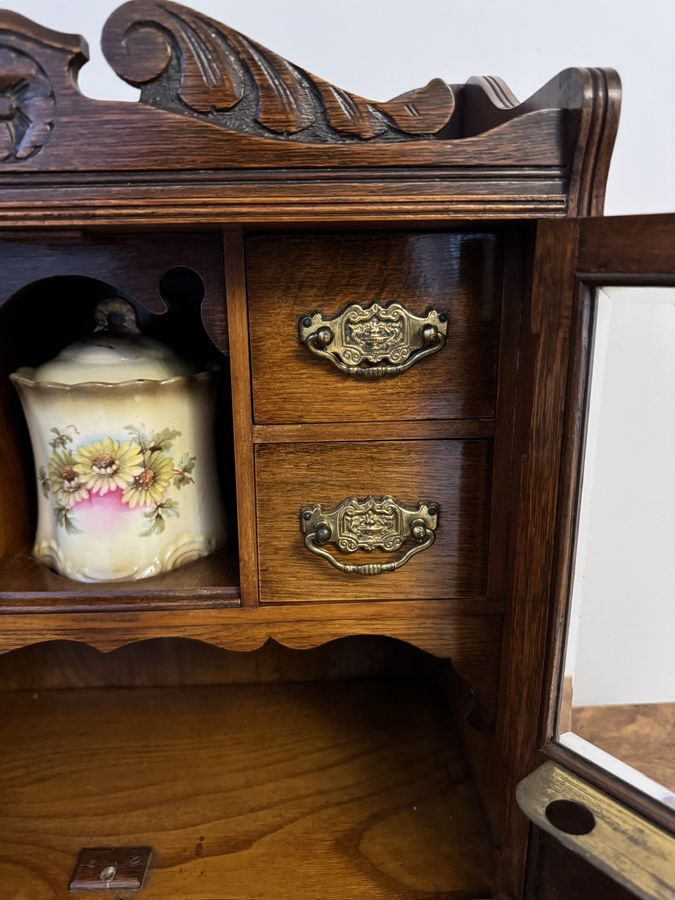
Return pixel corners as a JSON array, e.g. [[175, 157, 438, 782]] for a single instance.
[[517, 762, 674, 900], [69, 846, 152, 892]]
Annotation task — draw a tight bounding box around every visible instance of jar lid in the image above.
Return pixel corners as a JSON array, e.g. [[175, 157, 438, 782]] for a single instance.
[[20, 298, 201, 385]]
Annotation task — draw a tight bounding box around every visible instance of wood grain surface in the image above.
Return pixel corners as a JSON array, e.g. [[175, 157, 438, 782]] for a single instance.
[[0, 11, 630, 899], [224, 229, 259, 607], [0, 551, 240, 613], [256, 440, 492, 603], [0, 11, 622, 234], [251, 419, 495, 444], [577, 213, 675, 278], [247, 232, 501, 424], [493, 219, 580, 897], [572, 703, 675, 791], [0, 681, 492, 899]]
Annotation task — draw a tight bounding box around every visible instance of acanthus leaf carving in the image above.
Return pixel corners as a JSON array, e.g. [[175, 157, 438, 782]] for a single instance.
[[102, 0, 455, 142]]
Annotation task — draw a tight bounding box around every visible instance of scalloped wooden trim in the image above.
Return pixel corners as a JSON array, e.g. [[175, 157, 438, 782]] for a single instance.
[[0, 603, 501, 717]]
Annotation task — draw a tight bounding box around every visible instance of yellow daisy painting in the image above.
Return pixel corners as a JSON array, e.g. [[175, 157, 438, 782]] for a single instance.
[[74, 437, 143, 495], [42, 424, 196, 537], [123, 450, 174, 508]]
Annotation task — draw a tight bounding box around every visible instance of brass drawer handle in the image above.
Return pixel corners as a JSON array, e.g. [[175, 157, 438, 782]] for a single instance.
[[299, 302, 448, 377], [300, 496, 439, 575]]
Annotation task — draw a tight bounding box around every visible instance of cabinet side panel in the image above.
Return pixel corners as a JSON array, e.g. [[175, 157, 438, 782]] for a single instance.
[[494, 219, 580, 897]]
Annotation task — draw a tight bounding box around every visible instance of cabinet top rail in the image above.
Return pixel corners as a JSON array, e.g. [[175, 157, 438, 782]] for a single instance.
[[0, 2, 621, 223]]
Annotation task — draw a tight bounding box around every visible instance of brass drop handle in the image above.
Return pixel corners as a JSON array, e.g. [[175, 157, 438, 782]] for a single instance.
[[300, 496, 439, 575], [299, 302, 448, 377]]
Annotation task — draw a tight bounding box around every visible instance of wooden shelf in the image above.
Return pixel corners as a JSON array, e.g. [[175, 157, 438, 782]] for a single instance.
[[0, 679, 492, 899], [0, 550, 240, 613]]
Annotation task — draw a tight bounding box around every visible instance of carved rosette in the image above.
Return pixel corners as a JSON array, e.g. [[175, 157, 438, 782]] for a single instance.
[[0, 45, 55, 162], [102, 0, 455, 142]]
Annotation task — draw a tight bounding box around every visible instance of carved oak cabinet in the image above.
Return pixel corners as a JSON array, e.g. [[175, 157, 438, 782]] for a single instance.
[[0, 4, 672, 899]]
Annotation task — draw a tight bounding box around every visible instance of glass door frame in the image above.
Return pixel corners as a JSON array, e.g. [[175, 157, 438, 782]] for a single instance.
[[538, 216, 675, 836]]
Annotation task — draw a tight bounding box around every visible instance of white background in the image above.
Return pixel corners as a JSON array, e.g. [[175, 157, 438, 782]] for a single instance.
[[5, 0, 675, 706], [566, 288, 675, 707]]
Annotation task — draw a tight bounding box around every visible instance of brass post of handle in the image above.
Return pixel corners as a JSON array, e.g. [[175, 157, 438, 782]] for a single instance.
[[300, 496, 439, 575], [299, 301, 448, 377]]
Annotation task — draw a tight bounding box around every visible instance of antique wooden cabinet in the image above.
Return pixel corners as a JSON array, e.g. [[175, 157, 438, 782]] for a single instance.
[[0, 4, 673, 899]]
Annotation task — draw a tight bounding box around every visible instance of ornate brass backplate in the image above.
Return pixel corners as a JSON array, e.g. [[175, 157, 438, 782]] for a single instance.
[[299, 302, 448, 377], [300, 496, 439, 575]]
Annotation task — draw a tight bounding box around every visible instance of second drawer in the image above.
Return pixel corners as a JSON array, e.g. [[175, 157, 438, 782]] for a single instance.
[[255, 439, 491, 603]]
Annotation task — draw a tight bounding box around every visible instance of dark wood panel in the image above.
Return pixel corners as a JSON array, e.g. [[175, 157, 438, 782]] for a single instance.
[[527, 830, 637, 900], [578, 214, 675, 277], [494, 219, 580, 897], [247, 232, 501, 424], [224, 230, 259, 607], [0, 681, 492, 899], [0, 175, 568, 229], [256, 440, 492, 603]]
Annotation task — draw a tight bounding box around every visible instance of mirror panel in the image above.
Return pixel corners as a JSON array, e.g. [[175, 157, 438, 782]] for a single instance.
[[558, 285, 675, 810]]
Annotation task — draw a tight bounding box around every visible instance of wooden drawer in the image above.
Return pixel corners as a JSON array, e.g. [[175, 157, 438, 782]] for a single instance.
[[246, 233, 501, 424], [255, 440, 491, 603]]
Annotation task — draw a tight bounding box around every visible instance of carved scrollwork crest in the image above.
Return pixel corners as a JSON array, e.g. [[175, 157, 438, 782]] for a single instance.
[[0, 45, 55, 162], [102, 0, 455, 142]]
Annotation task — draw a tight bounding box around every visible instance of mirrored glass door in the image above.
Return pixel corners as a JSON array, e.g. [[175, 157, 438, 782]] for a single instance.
[[557, 285, 675, 810]]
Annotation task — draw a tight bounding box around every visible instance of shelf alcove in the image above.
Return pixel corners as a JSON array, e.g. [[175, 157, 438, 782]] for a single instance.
[[0, 238, 240, 612], [0, 636, 494, 900]]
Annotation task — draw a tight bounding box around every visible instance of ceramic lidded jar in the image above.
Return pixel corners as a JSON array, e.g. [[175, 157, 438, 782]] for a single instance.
[[10, 298, 226, 582]]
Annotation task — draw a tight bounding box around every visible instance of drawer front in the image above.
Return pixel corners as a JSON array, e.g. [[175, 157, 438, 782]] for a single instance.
[[247, 233, 501, 424], [256, 440, 491, 603]]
